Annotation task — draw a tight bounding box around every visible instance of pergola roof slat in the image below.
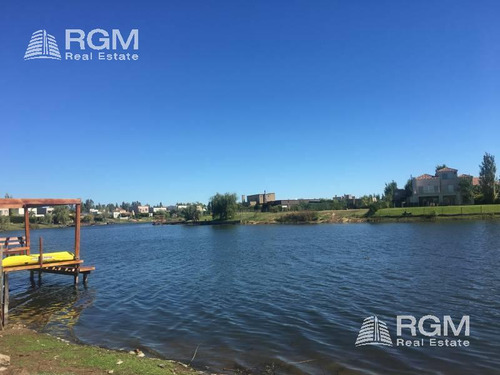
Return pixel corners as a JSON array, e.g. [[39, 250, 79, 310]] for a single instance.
[[0, 199, 81, 209]]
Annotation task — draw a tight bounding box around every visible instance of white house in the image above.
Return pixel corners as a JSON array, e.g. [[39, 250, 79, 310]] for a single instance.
[[112, 208, 128, 219], [9, 208, 24, 216], [153, 207, 168, 213]]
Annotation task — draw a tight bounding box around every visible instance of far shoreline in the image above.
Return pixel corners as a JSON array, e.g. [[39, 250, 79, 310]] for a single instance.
[[2, 208, 500, 232]]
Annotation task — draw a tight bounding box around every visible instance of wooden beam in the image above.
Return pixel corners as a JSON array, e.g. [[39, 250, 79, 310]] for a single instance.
[[3, 260, 84, 273], [1, 244, 3, 329], [75, 204, 81, 260], [24, 208, 31, 255], [39, 237, 43, 267], [2, 273, 8, 327], [0, 198, 81, 209]]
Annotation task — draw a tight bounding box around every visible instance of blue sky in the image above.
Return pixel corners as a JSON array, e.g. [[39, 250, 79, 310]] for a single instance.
[[1, 0, 499, 205]]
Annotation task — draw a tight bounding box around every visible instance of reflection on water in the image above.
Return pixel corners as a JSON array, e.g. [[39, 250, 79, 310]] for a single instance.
[[4, 222, 500, 375], [9, 275, 95, 339]]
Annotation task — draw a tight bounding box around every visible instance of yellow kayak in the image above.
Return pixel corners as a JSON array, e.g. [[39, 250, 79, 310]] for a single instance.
[[2, 252, 75, 267]]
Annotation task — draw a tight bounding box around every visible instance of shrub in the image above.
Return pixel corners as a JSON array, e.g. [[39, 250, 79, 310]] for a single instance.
[[82, 214, 94, 223], [276, 211, 318, 223], [269, 205, 282, 213], [0, 216, 9, 230]]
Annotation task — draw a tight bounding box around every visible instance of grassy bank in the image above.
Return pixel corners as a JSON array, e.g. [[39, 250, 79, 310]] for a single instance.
[[0, 325, 199, 375], [373, 204, 500, 218], [4, 206, 500, 232], [231, 209, 368, 224]]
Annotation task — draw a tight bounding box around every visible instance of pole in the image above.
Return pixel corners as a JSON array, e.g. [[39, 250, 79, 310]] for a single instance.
[[75, 204, 81, 260], [24, 206, 30, 255], [1, 244, 3, 329], [38, 237, 43, 285], [74, 204, 81, 286]]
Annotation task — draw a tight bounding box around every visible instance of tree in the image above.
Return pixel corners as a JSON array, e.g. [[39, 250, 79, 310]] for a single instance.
[[121, 202, 132, 211], [404, 178, 413, 199], [383, 181, 398, 207], [83, 199, 94, 213], [459, 176, 474, 205], [435, 164, 448, 173], [479, 152, 497, 204], [131, 201, 142, 213], [42, 213, 54, 225], [53, 206, 71, 225], [0, 216, 9, 231], [181, 205, 201, 222], [208, 193, 238, 221]]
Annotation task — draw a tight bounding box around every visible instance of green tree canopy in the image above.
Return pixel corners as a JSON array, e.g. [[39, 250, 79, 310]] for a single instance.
[[404, 178, 413, 198], [181, 204, 201, 222], [53, 206, 71, 225], [479, 152, 497, 204], [83, 199, 94, 212], [458, 176, 474, 205], [383, 181, 398, 206], [208, 193, 238, 221]]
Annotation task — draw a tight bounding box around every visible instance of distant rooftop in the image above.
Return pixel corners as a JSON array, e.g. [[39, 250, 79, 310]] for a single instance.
[[416, 174, 437, 180], [436, 167, 458, 172]]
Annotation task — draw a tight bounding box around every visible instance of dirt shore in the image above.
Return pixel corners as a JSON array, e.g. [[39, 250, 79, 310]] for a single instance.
[[0, 324, 200, 375]]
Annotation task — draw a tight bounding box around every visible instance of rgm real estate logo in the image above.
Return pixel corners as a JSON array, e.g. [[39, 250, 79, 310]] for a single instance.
[[356, 315, 470, 348], [24, 29, 139, 61]]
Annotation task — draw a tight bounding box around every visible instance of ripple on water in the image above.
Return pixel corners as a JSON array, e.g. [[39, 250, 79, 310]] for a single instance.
[[5, 222, 500, 374]]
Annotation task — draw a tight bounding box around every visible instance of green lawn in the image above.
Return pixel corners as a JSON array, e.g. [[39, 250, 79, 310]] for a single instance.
[[374, 204, 500, 217], [0, 327, 198, 375], [232, 209, 368, 223]]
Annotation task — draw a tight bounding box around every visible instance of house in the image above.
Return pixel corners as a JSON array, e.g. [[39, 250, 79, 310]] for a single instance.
[[332, 195, 359, 208], [267, 199, 320, 209], [9, 208, 25, 216], [459, 174, 480, 187], [112, 208, 128, 219], [268, 199, 300, 209], [409, 167, 476, 206], [175, 204, 205, 212], [0, 209, 8, 216], [89, 208, 101, 215], [37, 207, 54, 215], [153, 207, 168, 214], [28, 207, 46, 218], [246, 192, 276, 206], [135, 205, 150, 214], [393, 189, 408, 207]]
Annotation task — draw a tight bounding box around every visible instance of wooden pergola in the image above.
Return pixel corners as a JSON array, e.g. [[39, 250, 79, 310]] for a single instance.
[[0, 198, 94, 328]]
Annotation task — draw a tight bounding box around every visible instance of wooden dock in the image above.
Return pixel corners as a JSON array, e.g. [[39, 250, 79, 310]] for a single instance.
[[0, 198, 95, 329]]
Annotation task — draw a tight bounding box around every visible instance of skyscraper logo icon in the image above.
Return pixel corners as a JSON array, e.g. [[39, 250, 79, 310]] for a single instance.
[[24, 30, 61, 60], [355, 316, 393, 347]]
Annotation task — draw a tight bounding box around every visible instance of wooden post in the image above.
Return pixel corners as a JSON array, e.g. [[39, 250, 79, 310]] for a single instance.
[[1, 255, 8, 328], [75, 204, 81, 260], [39, 237, 43, 265], [74, 204, 81, 285], [38, 237, 43, 285], [1, 244, 3, 329], [3, 273, 8, 327], [24, 206, 31, 255]]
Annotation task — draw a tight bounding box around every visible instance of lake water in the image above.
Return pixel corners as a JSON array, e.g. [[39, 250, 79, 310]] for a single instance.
[[5, 222, 500, 374]]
